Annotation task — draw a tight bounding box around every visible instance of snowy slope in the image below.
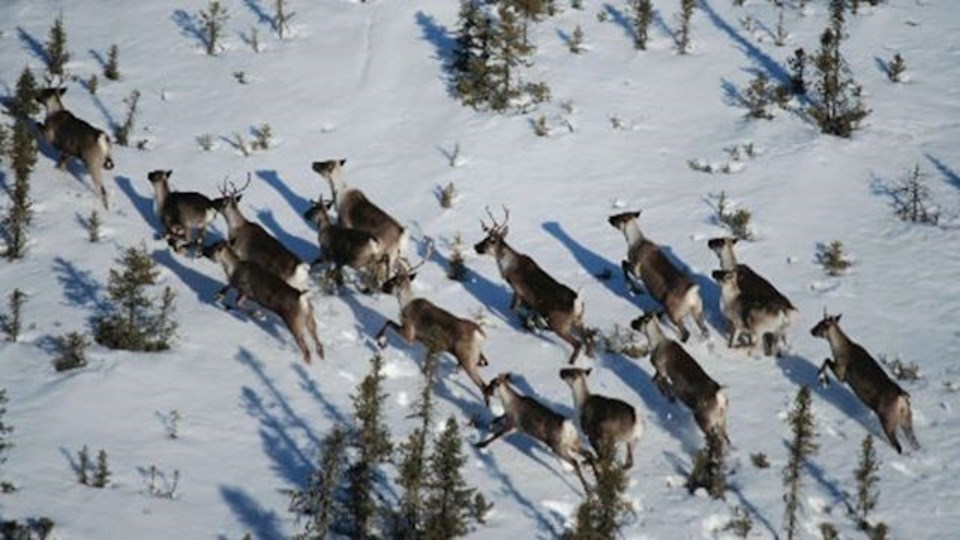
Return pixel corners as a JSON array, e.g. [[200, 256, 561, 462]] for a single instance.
[[1, 0, 959, 538]]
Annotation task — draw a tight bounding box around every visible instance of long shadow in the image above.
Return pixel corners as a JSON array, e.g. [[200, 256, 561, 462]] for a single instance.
[[476, 452, 563, 538], [52, 257, 108, 315], [728, 483, 779, 538], [88, 90, 119, 132], [115, 175, 160, 231], [926, 154, 960, 191], [661, 244, 725, 334], [242, 0, 272, 26], [292, 363, 349, 426], [16, 27, 49, 65], [257, 169, 312, 217], [236, 348, 322, 489], [796, 440, 849, 509], [699, 0, 790, 85], [0, 171, 6, 196], [256, 209, 316, 263], [171, 9, 205, 48], [776, 354, 882, 438], [541, 220, 649, 312], [414, 11, 455, 94], [89, 49, 108, 73], [603, 4, 634, 41], [337, 289, 389, 344], [556, 28, 572, 48], [602, 351, 702, 455], [219, 485, 284, 540]]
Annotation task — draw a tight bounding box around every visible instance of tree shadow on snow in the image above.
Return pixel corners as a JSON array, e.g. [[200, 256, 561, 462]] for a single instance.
[[476, 450, 565, 538], [16, 27, 49, 66], [414, 11, 455, 95], [926, 153, 960, 192], [727, 483, 780, 538], [242, 0, 272, 27], [170, 10, 205, 49], [236, 348, 322, 489], [52, 256, 108, 315], [602, 4, 634, 41], [292, 362, 349, 426], [219, 485, 285, 540], [699, 0, 790, 86]]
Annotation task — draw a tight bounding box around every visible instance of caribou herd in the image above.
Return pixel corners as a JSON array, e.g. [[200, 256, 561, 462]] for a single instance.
[[35, 87, 920, 493]]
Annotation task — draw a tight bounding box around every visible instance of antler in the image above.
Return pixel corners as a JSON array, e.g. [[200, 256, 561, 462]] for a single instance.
[[406, 237, 435, 273], [482, 205, 511, 235], [220, 173, 253, 198]]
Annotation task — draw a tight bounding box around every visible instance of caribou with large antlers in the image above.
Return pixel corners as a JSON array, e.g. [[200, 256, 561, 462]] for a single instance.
[[213, 175, 309, 291], [474, 207, 593, 364]]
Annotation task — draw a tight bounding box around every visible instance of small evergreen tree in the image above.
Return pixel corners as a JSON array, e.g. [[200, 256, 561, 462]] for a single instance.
[[676, 0, 696, 55], [77, 445, 90, 485], [394, 353, 437, 538], [889, 164, 938, 225], [92, 449, 110, 488], [886, 53, 905, 83], [424, 416, 489, 538], [54, 331, 89, 372], [11, 68, 40, 120], [104, 44, 120, 80], [631, 0, 653, 50], [488, 4, 532, 112], [3, 117, 36, 260], [569, 25, 585, 54], [817, 240, 851, 276], [774, 6, 787, 46], [0, 389, 13, 489], [274, 0, 296, 40], [447, 233, 468, 282], [88, 210, 102, 242], [94, 244, 177, 351], [113, 89, 141, 147], [0, 124, 7, 163], [687, 431, 726, 499], [724, 505, 753, 538], [782, 386, 818, 540], [853, 435, 880, 530], [200, 1, 229, 56], [787, 48, 807, 95], [453, 0, 495, 109], [346, 354, 392, 538], [0, 289, 26, 342], [808, 12, 869, 136], [743, 72, 774, 119], [46, 14, 70, 77], [290, 426, 348, 540], [567, 439, 629, 539]]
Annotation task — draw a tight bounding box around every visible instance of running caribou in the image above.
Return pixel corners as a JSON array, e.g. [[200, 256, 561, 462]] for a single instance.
[[147, 169, 218, 254]]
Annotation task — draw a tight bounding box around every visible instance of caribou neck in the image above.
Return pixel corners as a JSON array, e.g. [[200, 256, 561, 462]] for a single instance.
[[151, 180, 170, 217], [43, 96, 64, 116], [621, 219, 645, 249], [568, 378, 591, 412], [494, 240, 520, 277], [718, 244, 738, 271], [824, 324, 854, 358], [394, 280, 416, 311], [222, 202, 249, 232], [495, 381, 518, 409], [326, 169, 347, 206], [643, 318, 668, 348], [216, 248, 241, 279]]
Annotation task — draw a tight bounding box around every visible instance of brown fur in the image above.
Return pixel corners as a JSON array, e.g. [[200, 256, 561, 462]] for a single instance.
[[148, 170, 217, 254]]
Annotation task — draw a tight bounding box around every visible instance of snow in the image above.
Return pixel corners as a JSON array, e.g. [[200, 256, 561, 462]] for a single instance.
[[1, 0, 959, 538]]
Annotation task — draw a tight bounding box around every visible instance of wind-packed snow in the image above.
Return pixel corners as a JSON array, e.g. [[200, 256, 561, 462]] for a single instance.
[[1, 0, 959, 538]]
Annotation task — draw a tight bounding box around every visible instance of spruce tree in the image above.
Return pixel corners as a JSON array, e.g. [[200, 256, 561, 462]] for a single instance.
[[93, 449, 110, 488], [854, 435, 880, 530], [424, 416, 489, 538], [347, 354, 392, 538], [0, 289, 26, 342], [46, 14, 70, 77], [808, 1, 869, 137], [0, 389, 13, 476], [104, 44, 120, 80], [687, 431, 727, 499], [631, 0, 653, 50], [787, 48, 807, 95], [94, 244, 177, 351], [890, 164, 938, 225], [453, 0, 495, 109], [3, 117, 36, 260], [488, 4, 530, 112], [782, 386, 818, 540], [200, 1, 229, 56], [567, 439, 629, 539], [11, 68, 40, 120], [290, 426, 348, 540], [676, 0, 696, 55], [394, 353, 437, 538], [743, 72, 774, 120]]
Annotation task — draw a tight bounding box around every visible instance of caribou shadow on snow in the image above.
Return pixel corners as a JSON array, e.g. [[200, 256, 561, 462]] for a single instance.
[[926, 153, 960, 192], [115, 175, 161, 231], [257, 169, 312, 217], [256, 208, 315, 264]]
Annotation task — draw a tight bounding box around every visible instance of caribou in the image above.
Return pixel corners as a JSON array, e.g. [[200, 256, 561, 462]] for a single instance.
[[36, 87, 115, 209], [376, 247, 489, 393], [474, 207, 593, 364], [811, 313, 919, 454], [631, 311, 729, 445], [609, 211, 708, 342], [203, 241, 324, 364], [559, 367, 644, 469], [707, 237, 795, 355], [477, 372, 593, 493], [311, 159, 408, 275], [147, 169, 218, 255], [302, 197, 387, 291], [213, 175, 310, 291]]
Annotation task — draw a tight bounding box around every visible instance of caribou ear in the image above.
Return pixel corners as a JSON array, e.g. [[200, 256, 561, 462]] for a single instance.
[[57, 88, 67, 96], [408, 272, 417, 282], [631, 210, 641, 219], [732, 237, 740, 245], [835, 313, 842, 322], [166, 170, 173, 177], [339, 159, 347, 167], [235, 194, 243, 202], [585, 368, 592, 377]]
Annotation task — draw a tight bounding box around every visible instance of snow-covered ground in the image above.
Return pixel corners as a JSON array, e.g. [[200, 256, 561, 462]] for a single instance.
[[1, 0, 959, 538]]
